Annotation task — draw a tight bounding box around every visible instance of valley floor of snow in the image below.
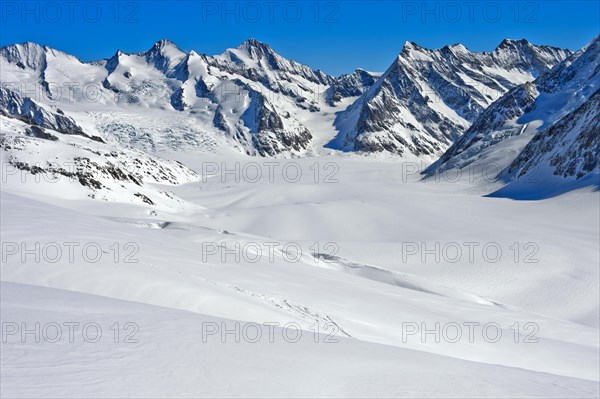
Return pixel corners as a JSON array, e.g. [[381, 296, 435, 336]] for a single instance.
[[1, 153, 599, 398]]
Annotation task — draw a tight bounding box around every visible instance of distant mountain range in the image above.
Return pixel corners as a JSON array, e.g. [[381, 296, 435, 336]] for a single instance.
[[1, 36, 597, 202]]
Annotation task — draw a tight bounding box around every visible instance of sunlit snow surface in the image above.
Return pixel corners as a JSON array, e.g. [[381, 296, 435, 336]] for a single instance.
[[1, 153, 599, 397]]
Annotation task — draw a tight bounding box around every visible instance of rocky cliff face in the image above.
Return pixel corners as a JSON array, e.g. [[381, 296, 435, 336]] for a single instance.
[[325, 69, 380, 105], [507, 89, 599, 181]]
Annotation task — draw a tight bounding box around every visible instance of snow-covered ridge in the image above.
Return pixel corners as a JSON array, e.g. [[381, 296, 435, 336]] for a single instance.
[[425, 35, 599, 195], [332, 38, 570, 161], [0, 86, 101, 141]]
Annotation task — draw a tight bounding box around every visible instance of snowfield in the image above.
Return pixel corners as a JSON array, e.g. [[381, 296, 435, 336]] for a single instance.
[[1, 153, 599, 397], [2, 281, 599, 398]]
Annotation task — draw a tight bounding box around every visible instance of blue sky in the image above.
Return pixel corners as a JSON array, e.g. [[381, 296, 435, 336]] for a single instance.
[[1, 1, 598, 75]]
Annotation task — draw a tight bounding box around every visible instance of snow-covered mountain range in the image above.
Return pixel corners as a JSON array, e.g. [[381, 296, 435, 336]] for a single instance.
[[1, 39, 339, 157], [333, 39, 570, 160], [426, 35, 599, 196], [0, 36, 597, 199], [0, 37, 569, 156]]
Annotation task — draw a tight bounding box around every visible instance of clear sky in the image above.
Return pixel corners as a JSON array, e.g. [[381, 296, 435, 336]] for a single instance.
[[1, 1, 598, 76]]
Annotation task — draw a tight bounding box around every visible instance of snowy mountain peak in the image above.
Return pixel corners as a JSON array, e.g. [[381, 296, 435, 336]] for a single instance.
[[497, 38, 530, 49], [0, 42, 77, 69], [441, 43, 469, 54], [104, 50, 124, 74], [401, 41, 429, 55], [228, 38, 284, 65], [237, 38, 272, 52], [143, 39, 186, 73], [0, 42, 44, 69], [152, 38, 178, 50], [214, 38, 335, 88], [146, 39, 185, 60], [493, 37, 558, 57], [402, 41, 419, 50], [2, 41, 45, 54], [493, 38, 571, 74]]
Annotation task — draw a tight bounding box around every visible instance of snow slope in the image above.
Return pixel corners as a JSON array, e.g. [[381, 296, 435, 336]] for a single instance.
[[1, 154, 599, 393], [495, 89, 600, 199], [1, 115, 199, 207], [2, 281, 598, 398]]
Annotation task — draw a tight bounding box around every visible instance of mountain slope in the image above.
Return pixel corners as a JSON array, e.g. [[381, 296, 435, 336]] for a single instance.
[[0, 112, 198, 208], [325, 68, 381, 105], [507, 89, 599, 180], [425, 35, 599, 190], [488, 90, 600, 199], [332, 39, 570, 161]]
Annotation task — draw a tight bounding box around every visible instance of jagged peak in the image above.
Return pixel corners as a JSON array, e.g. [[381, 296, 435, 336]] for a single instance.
[[104, 49, 124, 64], [234, 38, 277, 59], [185, 50, 211, 64], [400, 41, 458, 59], [0, 42, 43, 62], [442, 43, 469, 53], [150, 39, 179, 51], [395, 41, 434, 64], [238, 38, 270, 49], [396, 38, 567, 59], [1, 41, 62, 56], [1, 41, 46, 52], [142, 39, 186, 73], [353, 68, 378, 76], [494, 38, 572, 59], [402, 41, 423, 51], [12, 41, 43, 49], [145, 39, 185, 58], [497, 38, 530, 49], [106, 39, 184, 61]]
